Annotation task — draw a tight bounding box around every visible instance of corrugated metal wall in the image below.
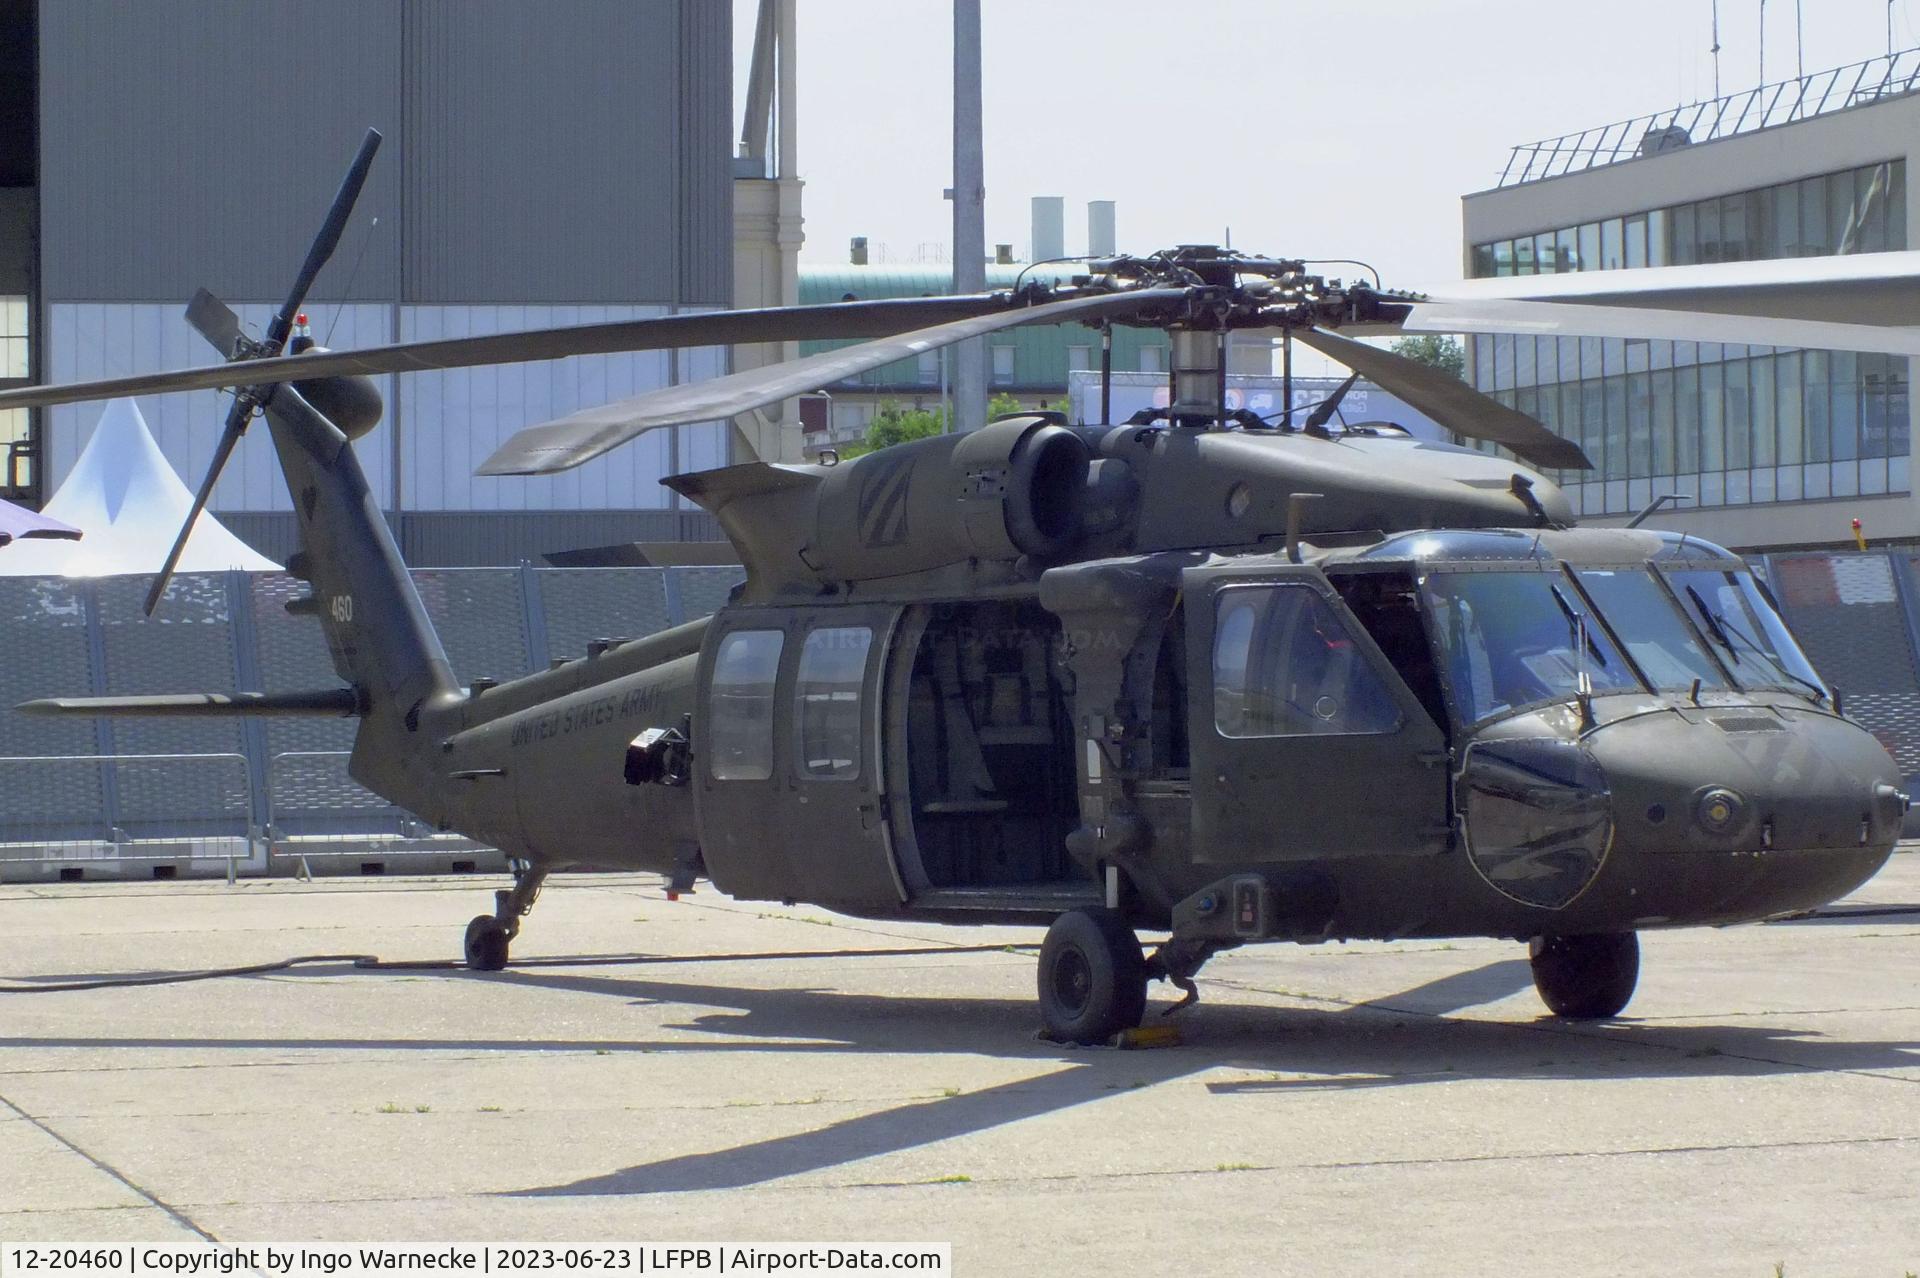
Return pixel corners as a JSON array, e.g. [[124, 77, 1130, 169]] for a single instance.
[[34, 1, 734, 564], [39, 1, 730, 306], [675, 0, 733, 307], [38, 1, 404, 303], [399, 0, 728, 304]]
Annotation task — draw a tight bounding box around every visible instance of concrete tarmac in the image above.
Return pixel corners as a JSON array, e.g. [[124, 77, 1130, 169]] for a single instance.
[[0, 855, 1916, 1277]]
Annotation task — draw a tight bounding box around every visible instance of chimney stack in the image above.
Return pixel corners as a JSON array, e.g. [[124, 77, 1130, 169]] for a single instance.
[[850, 236, 869, 265], [1031, 196, 1065, 262], [1088, 201, 1116, 257]]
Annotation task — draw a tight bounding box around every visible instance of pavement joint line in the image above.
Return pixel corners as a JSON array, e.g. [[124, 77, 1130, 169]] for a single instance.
[[1632, 1005, 1920, 1021], [0, 1087, 218, 1241], [0, 1203, 159, 1219], [1206, 975, 1920, 1086], [137, 1131, 1920, 1212], [624, 890, 1030, 952], [827, 1131, 1920, 1192]]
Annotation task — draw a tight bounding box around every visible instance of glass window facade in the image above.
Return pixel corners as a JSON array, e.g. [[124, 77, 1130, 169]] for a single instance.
[[1468, 160, 1909, 516], [0, 296, 27, 498]]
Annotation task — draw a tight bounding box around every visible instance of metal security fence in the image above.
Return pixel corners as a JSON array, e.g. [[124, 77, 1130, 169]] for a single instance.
[[0, 752, 256, 879], [1761, 551, 1920, 802], [0, 563, 743, 880]]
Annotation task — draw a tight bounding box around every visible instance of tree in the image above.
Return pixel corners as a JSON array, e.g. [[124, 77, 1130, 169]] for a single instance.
[[1389, 334, 1466, 381], [838, 392, 1032, 458]]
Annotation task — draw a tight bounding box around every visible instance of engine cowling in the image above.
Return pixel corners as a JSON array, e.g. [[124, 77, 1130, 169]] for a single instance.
[[809, 416, 1093, 579]]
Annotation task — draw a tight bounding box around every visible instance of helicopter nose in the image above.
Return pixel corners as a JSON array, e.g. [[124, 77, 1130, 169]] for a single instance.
[[1459, 708, 1904, 915], [1587, 706, 1906, 857]]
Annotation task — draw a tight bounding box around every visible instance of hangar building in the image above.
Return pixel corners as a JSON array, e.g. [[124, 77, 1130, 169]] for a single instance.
[[0, 0, 734, 566]]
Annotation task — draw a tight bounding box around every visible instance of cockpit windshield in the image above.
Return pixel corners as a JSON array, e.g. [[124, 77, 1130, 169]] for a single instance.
[[1663, 568, 1828, 700], [1423, 572, 1636, 726], [1570, 569, 1730, 693], [1421, 563, 1828, 728]]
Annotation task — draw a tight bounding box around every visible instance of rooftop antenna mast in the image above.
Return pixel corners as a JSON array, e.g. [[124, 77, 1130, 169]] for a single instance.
[[1758, 0, 1765, 88], [950, 0, 987, 434], [1795, 0, 1803, 81], [1711, 0, 1723, 97]]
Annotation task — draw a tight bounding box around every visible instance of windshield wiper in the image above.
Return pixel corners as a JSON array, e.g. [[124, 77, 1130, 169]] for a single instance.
[[1684, 584, 1739, 662], [1684, 584, 1826, 703], [1549, 584, 1609, 668]]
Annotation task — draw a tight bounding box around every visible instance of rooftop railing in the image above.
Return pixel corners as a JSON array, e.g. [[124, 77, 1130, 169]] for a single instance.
[[1498, 48, 1920, 188]]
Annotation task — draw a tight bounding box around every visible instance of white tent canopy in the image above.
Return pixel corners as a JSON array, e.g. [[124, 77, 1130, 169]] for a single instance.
[[0, 399, 279, 577]]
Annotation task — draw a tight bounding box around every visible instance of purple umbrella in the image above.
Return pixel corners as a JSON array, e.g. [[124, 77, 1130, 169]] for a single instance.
[[0, 496, 81, 547]]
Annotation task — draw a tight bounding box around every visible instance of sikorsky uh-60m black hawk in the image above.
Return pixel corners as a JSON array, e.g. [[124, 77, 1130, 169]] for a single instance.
[[8, 129, 1919, 1043]]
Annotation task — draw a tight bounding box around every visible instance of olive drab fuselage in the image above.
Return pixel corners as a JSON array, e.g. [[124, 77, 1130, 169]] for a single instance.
[[427, 417, 1901, 944]]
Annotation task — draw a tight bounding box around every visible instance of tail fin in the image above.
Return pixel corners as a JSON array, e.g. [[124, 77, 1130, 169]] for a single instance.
[[191, 293, 462, 817]]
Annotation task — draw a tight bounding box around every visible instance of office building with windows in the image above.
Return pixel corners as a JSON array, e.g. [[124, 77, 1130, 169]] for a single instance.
[[1462, 51, 1918, 551]]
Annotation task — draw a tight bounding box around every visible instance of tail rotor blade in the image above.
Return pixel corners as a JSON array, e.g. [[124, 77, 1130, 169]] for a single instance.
[[143, 420, 245, 616], [146, 128, 383, 617], [271, 128, 382, 347]]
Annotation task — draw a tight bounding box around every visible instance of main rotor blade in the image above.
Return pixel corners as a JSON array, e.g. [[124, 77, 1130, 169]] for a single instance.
[[1402, 297, 1920, 355], [0, 296, 1018, 413], [1295, 327, 1591, 471], [1420, 251, 1920, 326], [478, 288, 1188, 476]]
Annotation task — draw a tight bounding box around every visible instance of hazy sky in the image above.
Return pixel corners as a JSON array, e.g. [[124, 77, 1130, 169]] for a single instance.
[[736, 0, 1918, 291]]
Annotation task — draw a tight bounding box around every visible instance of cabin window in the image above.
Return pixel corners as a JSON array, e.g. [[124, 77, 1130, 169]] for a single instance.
[[795, 626, 872, 779], [709, 629, 784, 781], [1212, 585, 1401, 739]]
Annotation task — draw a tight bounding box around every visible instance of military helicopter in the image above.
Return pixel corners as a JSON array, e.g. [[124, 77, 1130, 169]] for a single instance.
[[6, 130, 1919, 1044]]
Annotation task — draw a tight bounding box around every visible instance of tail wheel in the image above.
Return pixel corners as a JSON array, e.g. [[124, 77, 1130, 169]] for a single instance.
[[1529, 932, 1639, 1019], [465, 915, 510, 971], [1038, 908, 1148, 1044]]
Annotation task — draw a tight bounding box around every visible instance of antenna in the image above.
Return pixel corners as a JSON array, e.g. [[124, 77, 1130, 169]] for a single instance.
[[1795, 0, 1803, 81], [1758, 0, 1765, 88]]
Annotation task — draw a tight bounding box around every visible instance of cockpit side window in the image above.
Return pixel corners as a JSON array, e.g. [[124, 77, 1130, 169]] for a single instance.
[[1212, 585, 1402, 738], [1334, 570, 1451, 739]]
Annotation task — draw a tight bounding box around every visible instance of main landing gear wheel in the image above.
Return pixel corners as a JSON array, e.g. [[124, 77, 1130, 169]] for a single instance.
[[1529, 932, 1639, 1019], [1038, 908, 1148, 1045]]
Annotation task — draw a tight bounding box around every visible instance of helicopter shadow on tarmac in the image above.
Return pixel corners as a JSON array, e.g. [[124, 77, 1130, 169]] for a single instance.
[[472, 958, 1920, 1198]]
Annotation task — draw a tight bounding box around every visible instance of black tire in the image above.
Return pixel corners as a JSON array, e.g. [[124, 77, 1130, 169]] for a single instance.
[[1529, 932, 1638, 1019], [1037, 908, 1148, 1044], [465, 915, 510, 972]]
